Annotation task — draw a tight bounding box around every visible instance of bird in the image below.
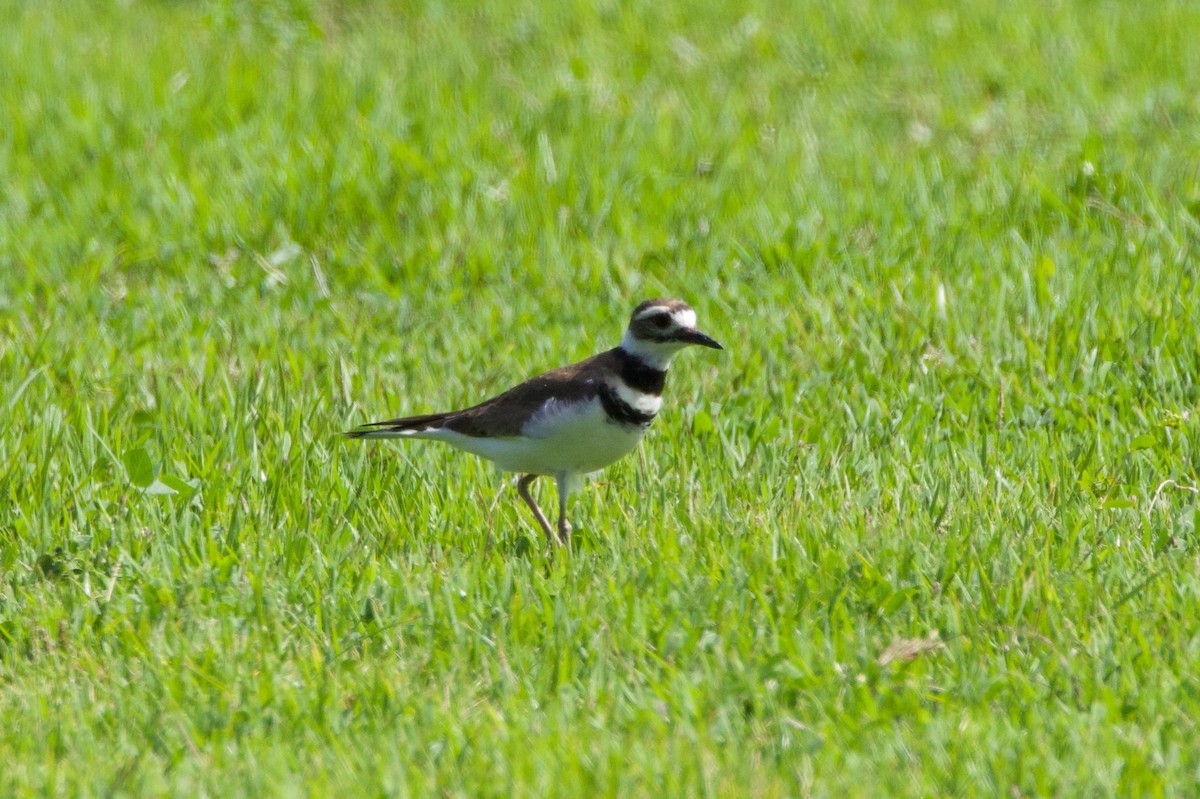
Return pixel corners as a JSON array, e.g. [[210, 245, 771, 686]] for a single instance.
[[343, 298, 722, 546]]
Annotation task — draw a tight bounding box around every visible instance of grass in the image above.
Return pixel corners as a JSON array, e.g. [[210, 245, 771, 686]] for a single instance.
[[2, 0, 1200, 795]]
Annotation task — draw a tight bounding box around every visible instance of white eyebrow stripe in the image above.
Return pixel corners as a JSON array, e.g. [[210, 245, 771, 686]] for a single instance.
[[633, 305, 673, 321], [672, 309, 697, 328]]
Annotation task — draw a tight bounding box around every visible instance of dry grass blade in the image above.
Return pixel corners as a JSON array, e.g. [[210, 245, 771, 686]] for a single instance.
[[878, 633, 945, 666]]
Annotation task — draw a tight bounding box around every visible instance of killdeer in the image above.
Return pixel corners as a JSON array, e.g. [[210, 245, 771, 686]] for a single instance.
[[344, 298, 722, 546]]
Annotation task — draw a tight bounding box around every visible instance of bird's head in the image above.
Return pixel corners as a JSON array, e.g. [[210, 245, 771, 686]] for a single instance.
[[619, 298, 722, 368]]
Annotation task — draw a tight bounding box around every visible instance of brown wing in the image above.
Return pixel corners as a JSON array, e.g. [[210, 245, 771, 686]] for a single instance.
[[444, 350, 618, 437]]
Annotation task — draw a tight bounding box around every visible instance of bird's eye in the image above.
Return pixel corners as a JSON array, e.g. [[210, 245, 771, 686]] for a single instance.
[[653, 314, 671, 328]]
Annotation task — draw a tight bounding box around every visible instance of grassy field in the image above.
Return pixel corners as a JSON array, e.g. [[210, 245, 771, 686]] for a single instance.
[[2, 0, 1200, 795]]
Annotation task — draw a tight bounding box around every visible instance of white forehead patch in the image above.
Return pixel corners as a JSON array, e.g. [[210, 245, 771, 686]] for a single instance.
[[634, 305, 672, 321], [633, 305, 697, 329], [672, 308, 697, 329]]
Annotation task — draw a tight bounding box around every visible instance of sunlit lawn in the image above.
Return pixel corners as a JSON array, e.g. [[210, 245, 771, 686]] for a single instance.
[[2, 0, 1200, 795]]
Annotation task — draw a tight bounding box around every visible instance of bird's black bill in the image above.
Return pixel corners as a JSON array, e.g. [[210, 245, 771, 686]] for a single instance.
[[676, 329, 723, 349]]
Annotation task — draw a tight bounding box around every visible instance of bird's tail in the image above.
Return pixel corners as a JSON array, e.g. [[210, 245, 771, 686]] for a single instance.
[[342, 411, 457, 439]]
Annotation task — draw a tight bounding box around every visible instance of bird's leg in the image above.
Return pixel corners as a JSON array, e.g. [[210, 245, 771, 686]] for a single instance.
[[517, 474, 557, 547], [555, 472, 572, 545]]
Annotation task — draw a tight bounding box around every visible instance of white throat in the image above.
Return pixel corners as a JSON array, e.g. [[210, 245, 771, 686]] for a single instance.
[[618, 330, 684, 370]]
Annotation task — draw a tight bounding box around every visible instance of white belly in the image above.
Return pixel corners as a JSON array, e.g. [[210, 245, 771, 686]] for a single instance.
[[417, 397, 647, 476]]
